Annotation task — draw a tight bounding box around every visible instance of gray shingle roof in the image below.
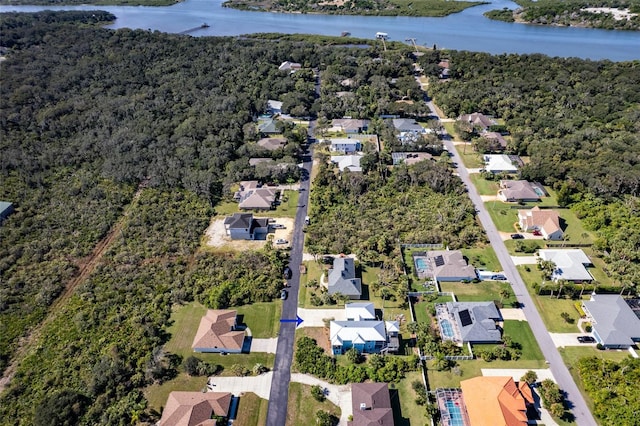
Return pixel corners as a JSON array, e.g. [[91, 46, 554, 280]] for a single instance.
[[445, 301, 502, 343], [328, 257, 362, 298], [583, 294, 640, 347]]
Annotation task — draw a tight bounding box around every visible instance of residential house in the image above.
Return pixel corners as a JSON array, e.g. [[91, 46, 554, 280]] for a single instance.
[[437, 302, 502, 344], [482, 131, 508, 151], [238, 188, 277, 211], [192, 310, 246, 353], [349, 383, 394, 426], [460, 376, 533, 426], [582, 294, 640, 349], [438, 60, 450, 79], [258, 118, 279, 135], [331, 118, 370, 134], [538, 249, 594, 282], [419, 250, 477, 282], [0, 201, 14, 223], [330, 138, 361, 153], [267, 99, 283, 115], [391, 152, 433, 165], [328, 257, 362, 299], [159, 391, 232, 426], [518, 206, 563, 240], [257, 137, 287, 151], [345, 302, 376, 321], [223, 213, 269, 240], [278, 61, 302, 72], [331, 155, 363, 172], [330, 321, 387, 355], [484, 154, 518, 174], [391, 118, 426, 134], [457, 112, 495, 130], [497, 180, 543, 202]]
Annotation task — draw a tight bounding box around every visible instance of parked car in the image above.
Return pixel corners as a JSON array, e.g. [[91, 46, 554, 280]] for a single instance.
[[271, 223, 286, 229], [280, 289, 288, 300], [510, 234, 524, 239], [275, 239, 288, 245], [532, 230, 542, 236], [283, 266, 292, 279], [491, 275, 507, 280], [577, 336, 596, 343]]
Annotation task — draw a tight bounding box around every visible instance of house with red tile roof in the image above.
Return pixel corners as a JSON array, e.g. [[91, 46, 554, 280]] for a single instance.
[[460, 376, 533, 426], [159, 391, 232, 426], [192, 310, 245, 353], [518, 206, 563, 240]]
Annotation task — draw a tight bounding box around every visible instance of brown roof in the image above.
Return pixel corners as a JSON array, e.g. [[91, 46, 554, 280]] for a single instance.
[[498, 180, 541, 201], [239, 188, 276, 210], [159, 391, 232, 426], [458, 112, 494, 129], [460, 377, 531, 426], [192, 310, 245, 351], [257, 137, 287, 151], [518, 206, 562, 236], [349, 383, 394, 426]]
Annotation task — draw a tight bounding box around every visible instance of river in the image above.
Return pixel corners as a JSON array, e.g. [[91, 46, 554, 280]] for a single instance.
[[1, 0, 639, 61]]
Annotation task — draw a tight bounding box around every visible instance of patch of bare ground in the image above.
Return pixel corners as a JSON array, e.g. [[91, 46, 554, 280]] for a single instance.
[[299, 327, 331, 355], [203, 216, 295, 251]]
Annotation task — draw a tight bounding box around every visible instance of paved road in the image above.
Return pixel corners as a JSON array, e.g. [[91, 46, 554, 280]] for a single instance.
[[426, 100, 597, 426], [265, 73, 320, 426]]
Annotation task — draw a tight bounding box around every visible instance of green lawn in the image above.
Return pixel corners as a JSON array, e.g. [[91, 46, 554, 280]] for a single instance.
[[439, 281, 517, 306], [393, 371, 425, 425], [502, 320, 545, 361], [235, 392, 269, 426], [145, 373, 208, 411], [452, 143, 485, 168], [469, 174, 500, 196], [461, 246, 501, 271], [286, 382, 341, 426], [298, 260, 339, 309], [212, 190, 300, 218], [485, 201, 519, 233], [236, 302, 282, 338], [164, 302, 208, 359]]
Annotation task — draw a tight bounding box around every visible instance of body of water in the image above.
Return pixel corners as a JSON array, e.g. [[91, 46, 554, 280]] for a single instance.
[[1, 0, 639, 61]]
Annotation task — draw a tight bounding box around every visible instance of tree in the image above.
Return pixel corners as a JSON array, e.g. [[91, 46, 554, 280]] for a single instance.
[[35, 389, 90, 426], [253, 363, 268, 375], [230, 364, 249, 377], [316, 410, 338, 426], [521, 370, 538, 386], [499, 288, 510, 304], [183, 356, 201, 376], [311, 385, 326, 402], [346, 347, 363, 364]]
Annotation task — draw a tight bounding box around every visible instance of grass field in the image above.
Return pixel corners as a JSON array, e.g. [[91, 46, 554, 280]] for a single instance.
[[235, 392, 269, 426], [485, 201, 519, 232], [393, 371, 425, 425], [461, 246, 501, 271], [286, 382, 341, 426], [236, 302, 282, 338], [469, 174, 500, 196], [145, 373, 208, 411], [452, 143, 485, 168], [502, 320, 545, 361], [439, 281, 516, 306]]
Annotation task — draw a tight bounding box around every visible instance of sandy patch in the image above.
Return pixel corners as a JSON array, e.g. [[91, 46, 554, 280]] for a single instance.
[[204, 216, 295, 250], [583, 7, 637, 21]]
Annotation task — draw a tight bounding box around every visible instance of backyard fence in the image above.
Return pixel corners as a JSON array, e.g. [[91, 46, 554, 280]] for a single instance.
[[401, 243, 444, 249]]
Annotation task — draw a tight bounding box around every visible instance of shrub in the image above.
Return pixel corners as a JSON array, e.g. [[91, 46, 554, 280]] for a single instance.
[[311, 384, 326, 402]]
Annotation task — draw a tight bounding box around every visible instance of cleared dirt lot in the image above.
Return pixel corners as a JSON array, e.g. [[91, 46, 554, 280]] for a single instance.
[[204, 216, 295, 251]]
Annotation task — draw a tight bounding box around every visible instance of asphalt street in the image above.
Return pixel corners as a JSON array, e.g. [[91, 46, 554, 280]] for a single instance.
[[427, 100, 597, 426], [266, 78, 318, 425]]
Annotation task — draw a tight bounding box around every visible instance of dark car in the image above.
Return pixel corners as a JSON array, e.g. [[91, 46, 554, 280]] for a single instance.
[[510, 234, 524, 239], [491, 275, 507, 281], [280, 289, 288, 300], [283, 266, 292, 279], [577, 336, 596, 343]]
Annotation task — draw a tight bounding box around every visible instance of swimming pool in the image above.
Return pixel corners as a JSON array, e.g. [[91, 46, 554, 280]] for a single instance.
[[440, 319, 454, 338], [415, 258, 427, 270], [533, 187, 545, 196], [444, 400, 466, 426]]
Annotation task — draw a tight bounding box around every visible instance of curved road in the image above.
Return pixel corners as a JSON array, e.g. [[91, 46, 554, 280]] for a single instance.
[[427, 100, 597, 426]]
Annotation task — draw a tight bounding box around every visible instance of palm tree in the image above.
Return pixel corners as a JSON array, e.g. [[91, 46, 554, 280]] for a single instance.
[[499, 288, 510, 304]]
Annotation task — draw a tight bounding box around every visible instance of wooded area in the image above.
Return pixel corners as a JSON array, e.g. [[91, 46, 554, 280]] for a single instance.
[[485, 0, 640, 31]]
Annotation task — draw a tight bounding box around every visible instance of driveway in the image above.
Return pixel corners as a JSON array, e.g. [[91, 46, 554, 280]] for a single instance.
[[208, 372, 273, 400], [510, 256, 538, 265], [249, 337, 278, 353], [291, 373, 352, 425], [500, 308, 527, 321], [549, 333, 594, 348], [297, 307, 346, 327]]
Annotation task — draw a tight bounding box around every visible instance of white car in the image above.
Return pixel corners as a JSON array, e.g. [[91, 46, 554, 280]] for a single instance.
[[275, 239, 288, 245]]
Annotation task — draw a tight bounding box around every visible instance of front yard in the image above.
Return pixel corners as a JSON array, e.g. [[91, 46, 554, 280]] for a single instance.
[[286, 382, 341, 426], [439, 281, 517, 306]]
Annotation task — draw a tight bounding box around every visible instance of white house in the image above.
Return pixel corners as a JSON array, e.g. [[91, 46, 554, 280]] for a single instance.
[[330, 138, 361, 153], [538, 249, 594, 282], [484, 155, 518, 174]]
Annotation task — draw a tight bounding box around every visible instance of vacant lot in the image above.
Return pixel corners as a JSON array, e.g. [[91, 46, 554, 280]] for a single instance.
[[235, 392, 269, 426], [286, 382, 341, 426], [439, 281, 516, 306]]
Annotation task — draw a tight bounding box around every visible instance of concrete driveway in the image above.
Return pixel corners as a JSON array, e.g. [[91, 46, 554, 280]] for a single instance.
[[297, 307, 346, 327], [549, 333, 594, 348], [249, 337, 278, 353], [500, 308, 527, 321], [208, 372, 273, 400], [510, 256, 539, 265]]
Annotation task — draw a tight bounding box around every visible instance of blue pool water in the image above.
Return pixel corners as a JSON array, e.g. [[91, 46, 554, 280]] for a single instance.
[[444, 400, 465, 426], [440, 319, 454, 338], [415, 258, 427, 270], [534, 187, 545, 196]]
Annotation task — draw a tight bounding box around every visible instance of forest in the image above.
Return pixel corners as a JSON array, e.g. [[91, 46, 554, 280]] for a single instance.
[[223, 0, 485, 17], [485, 0, 640, 31]]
